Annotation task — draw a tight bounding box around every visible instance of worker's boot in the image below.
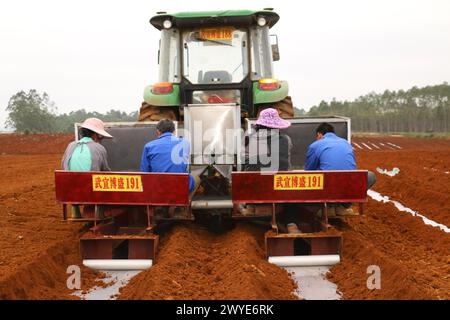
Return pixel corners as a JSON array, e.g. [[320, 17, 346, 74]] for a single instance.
[[72, 205, 82, 219], [173, 207, 189, 219], [336, 205, 358, 216], [239, 204, 256, 216], [317, 206, 336, 218], [328, 205, 338, 217], [95, 205, 105, 219]]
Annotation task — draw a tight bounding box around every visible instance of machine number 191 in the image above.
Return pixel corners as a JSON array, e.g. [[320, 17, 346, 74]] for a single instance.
[[92, 174, 143, 192], [274, 173, 324, 190]]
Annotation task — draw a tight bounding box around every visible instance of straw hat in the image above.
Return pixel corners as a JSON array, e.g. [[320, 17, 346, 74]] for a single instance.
[[80, 118, 113, 138]]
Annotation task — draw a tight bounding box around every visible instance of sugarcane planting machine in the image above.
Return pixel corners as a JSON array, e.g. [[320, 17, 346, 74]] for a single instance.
[[55, 9, 368, 270]]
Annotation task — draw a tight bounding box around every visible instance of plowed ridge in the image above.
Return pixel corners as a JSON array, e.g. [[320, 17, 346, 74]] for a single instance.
[[118, 223, 298, 300]]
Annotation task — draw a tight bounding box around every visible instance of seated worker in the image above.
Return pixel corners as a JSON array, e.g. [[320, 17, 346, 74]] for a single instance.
[[140, 119, 197, 195], [61, 118, 113, 219], [241, 108, 293, 216], [305, 122, 376, 215], [243, 108, 293, 172]]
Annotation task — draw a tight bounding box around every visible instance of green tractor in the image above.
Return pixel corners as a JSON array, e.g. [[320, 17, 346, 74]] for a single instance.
[[137, 9, 296, 231], [139, 9, 294, 122]]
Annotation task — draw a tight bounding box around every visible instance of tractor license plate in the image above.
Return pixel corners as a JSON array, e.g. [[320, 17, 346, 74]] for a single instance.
[[92, 174, 143, 192], [274, 174, 324, 190]]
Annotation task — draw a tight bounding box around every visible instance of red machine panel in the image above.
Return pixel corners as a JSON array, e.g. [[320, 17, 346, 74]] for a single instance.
[[55, 171, 189, 205], [232, 170, 367, 203]]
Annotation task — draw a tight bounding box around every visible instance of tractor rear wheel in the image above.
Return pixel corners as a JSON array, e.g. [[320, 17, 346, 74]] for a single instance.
[[138, 101, 178, 121], [274, 96, 294, 118], [256, 96, 295, 119]]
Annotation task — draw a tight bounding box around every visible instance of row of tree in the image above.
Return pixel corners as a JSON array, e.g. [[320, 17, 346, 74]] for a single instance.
[[5, 90, 138, 133], [5, 84, 450, 134], [302, 82, 450, 133]]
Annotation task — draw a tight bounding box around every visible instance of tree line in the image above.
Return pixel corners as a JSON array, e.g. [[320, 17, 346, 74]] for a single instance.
[[5, 84, 450, 134], [302, 82, 450, 133], [5, 89, 138, 133]]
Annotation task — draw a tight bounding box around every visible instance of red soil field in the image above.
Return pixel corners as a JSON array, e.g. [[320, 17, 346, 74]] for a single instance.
[[0, 133, 448, 299], [331, 135, 450, 299]]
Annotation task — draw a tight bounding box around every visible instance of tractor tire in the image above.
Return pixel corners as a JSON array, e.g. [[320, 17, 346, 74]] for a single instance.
[[256, 96, 295, 119], [274, 96, 294, 118], [138, 101, 178, 122]]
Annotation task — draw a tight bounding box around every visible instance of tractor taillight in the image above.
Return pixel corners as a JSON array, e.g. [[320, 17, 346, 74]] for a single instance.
[[151, 82, 174, 94], [258, 78, 280, 90]]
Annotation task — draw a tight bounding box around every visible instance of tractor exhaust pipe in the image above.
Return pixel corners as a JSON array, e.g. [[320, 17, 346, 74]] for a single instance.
[[268, 255, 340, 267], [83, 259, 153, 271]]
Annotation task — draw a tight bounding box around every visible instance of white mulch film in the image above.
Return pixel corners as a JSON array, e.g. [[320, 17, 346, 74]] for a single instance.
[[74, 267, 343, 300], [72, 270, 141, 300], [376, 167, 400, 177], [367, 190, 450, 234], [352, 141, 402, 150], [387, 142, 402, 149], [287, 266, 342, 300], [361, 142, 372, 150]]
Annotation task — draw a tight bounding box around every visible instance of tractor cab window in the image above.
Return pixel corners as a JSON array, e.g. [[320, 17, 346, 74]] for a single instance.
[[250, 26, 274, 80], [182, 27, 249, 84], [192, 90, 241, 105], [159, 29, 180, 83]]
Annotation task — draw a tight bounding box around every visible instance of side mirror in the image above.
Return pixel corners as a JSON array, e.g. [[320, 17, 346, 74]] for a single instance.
[[270, 34, 280, 61], [189, 31, 201, 42], [271, 44, 280, 61]]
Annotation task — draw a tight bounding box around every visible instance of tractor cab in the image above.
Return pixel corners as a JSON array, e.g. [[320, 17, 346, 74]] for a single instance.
[[140, 9, 291, 121]]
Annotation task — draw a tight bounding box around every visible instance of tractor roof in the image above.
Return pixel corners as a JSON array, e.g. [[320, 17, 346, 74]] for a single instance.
[[150, 9, 280, 30]]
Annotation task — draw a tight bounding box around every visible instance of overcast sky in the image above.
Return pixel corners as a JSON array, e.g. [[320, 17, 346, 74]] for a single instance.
[[1, 0, 450, 130]]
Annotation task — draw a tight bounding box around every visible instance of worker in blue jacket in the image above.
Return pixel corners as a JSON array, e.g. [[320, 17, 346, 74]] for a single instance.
[[140, 119, 196, 193], [305, 122, 376, 215], [305, 122, 356, 171], [140, 119, 198, 219]]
